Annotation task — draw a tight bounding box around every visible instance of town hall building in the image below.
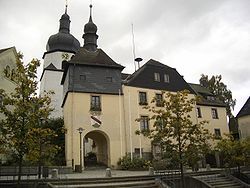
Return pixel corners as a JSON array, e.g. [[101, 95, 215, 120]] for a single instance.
[[39, 4, 229, 169]]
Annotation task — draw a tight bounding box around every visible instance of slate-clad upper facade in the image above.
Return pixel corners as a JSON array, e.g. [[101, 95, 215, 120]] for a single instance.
[[61, 49, 124, 97], [125, 59, 195, 93]]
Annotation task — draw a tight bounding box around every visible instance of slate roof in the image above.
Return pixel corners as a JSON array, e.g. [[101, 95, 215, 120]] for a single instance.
[[121, 73, 130, 81], [189, 83, 226, 107], [45, 63, 58, 71], [40, 63, 63, 81], [237, 97, 250, 118], [69, 47, 124, 70], [125, 59, 195, 93], [0, 47, 12, 54]]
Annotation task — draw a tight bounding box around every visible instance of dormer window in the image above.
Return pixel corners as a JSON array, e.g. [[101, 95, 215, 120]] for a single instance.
[[164, 74, 169, 83], [80, 75, 86, 81], [154, 73, 160, 82], [106, 77, 113, 82], [207, 96, 215, 101]]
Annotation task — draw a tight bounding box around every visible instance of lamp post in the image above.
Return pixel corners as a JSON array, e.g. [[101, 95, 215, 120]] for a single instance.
[[77, 127, 84, 172], [38, 118, 46, 179]]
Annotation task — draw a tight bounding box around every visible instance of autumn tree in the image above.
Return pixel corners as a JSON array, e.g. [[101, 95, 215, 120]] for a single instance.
[[137, 90, 211, 188], [199, 74, 236, 117], [0, 54, 53, 184]]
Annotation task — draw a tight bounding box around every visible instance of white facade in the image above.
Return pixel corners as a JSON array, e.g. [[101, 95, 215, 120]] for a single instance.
[[40, 51, 74, 118]]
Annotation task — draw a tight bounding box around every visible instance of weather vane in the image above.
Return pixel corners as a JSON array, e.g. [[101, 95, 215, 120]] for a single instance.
[[65, 0, 68, 13]]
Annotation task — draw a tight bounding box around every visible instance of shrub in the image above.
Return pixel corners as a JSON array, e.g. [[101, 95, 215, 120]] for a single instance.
[[117, 155, 151, 170]]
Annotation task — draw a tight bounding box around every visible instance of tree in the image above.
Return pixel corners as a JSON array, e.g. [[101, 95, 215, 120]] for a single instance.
[[199, 74, 236, 117], [216, 136, 250, 172], [26, 118, 65, 178], [0, 54, 53, 184], [137, 90, 211, 188], [44, 117, 66, 165]]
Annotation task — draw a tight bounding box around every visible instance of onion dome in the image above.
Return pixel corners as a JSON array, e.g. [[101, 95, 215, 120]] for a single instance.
[[82, 4, 98, 52], [46, 7, 80, 54], [84, 14, 97, 33]]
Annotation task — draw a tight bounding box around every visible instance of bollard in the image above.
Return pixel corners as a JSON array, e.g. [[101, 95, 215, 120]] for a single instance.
[[51, 169, 58, 179], [149, 167, 154, 175], [105, 168, 112, 177], [206, 164, 211, 171]]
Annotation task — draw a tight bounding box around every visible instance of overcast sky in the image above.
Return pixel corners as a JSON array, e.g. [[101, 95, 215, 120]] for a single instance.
[[0, 0, 249, 115]]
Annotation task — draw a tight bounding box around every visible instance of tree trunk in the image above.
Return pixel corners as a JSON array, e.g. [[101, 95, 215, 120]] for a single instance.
[[17, 155, 23, 187], [179, 152, 185, 188]]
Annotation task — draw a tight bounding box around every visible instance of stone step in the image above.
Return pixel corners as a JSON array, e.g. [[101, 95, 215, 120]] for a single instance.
[[52, 176, 156, 185], [50, 180, 158, 188], [213, 183, 241, 188], [195, 174, 243, 188]]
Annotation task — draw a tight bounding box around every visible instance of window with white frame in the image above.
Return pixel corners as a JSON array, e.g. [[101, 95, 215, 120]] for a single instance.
[[164, 74, 170, 83], [139, 92, 147, 105], [211, 108, 218, 119], [196, 107, 202, 118], [214, 128, 221, 139], [155, 93, 164, 107], [154, 72, 160, 82], [140, 116, 149, 131], [90, 95, 101, 111]]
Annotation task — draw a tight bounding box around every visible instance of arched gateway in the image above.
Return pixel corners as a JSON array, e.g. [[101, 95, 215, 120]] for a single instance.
[[84, 130, 110, 167]]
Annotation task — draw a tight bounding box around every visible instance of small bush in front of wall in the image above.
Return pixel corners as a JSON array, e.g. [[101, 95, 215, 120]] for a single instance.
[[152, 158, 179, 170], [117, 155, 151, 170]]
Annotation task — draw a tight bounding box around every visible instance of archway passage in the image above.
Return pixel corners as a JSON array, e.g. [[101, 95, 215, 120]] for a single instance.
[[84, 130, 109, 168]]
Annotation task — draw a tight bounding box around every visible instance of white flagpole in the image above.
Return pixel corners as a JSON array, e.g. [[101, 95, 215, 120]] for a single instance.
[[136, 91, 142, 158], [128, 89, 133, 161], [118, 89, 123, 158]]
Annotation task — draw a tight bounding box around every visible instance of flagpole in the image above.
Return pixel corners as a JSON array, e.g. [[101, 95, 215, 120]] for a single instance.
[[136, 91, 142, 158], [118, 89, 123, 158], [128, 89, 133, 161]]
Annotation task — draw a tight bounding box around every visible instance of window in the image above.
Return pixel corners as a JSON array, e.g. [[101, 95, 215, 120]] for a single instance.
[[80, 75, 86, 81], [140, 116, 149, 131], [207, 96, 215, 101], [211, 108, 218, 119], [196, 107, 202, 118], [154, 73, 160, 82], [214, 129, 221, 139], [164, 74, 169, 83], [139, 92, 147, 105], [106, 77, 113, 82], [4, 65, 10, 78], [155, 93, 164, 107], [90, 96, 101, 111], [0, 95, 3, 107], [134, 148, 143, 154]]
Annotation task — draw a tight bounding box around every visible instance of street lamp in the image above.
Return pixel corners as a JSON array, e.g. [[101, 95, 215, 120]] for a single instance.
[[77, 127, 84, 172], [38, 118, 46, 179]]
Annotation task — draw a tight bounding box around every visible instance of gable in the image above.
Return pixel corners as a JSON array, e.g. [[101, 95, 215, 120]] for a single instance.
[[125, 59, 195, 93]]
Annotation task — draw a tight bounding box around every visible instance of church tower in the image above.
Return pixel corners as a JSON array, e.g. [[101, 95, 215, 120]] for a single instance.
[[40, 4, 80, 118]]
